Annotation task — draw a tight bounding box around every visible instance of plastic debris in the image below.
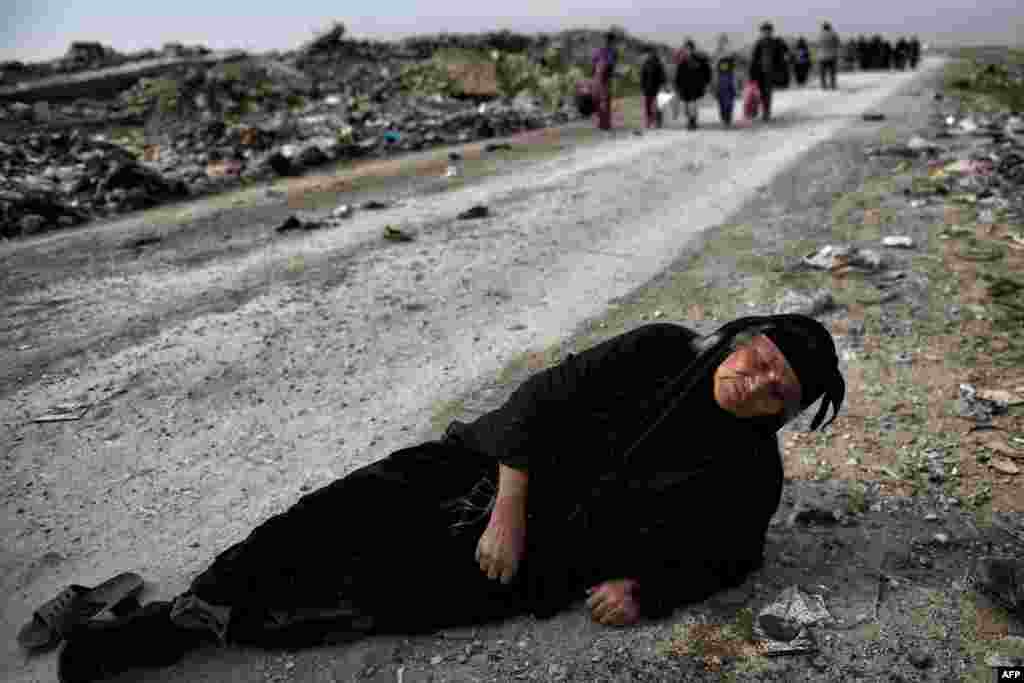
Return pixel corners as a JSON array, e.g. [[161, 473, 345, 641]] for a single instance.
[[332, 204, 353, 219], [755, 586, 832, 656], [959, 118, 979, 133], [803, 245, 884, 271], [882, 236, 915, 248]]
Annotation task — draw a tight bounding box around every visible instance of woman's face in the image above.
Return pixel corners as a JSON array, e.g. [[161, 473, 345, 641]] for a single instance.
[[713, 334, 802, 418]]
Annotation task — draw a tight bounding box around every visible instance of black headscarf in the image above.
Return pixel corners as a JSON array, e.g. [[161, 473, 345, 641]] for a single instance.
[[619, 314, 845, 466]]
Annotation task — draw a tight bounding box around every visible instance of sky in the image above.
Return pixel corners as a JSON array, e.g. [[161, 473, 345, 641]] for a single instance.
[[3, 0, 1022, 63]]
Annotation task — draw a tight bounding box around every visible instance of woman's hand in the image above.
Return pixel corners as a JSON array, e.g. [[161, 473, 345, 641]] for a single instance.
[[586, 579, 641, 627], [475, 494, 527, 584]]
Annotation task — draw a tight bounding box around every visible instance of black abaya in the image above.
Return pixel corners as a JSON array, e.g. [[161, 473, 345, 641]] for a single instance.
[[186, 323, 786, 645]]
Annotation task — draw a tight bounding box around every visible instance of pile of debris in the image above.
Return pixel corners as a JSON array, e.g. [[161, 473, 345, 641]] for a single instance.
[[867, 103, 1024, 226], [0, 27, 683, 238]]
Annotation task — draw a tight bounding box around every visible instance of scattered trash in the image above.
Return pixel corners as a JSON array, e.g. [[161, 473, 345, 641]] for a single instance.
[[803, 245, 884, 272], [332, 204, 353, 219], [361, 200, 392, 210], [862, 112, 886, 122], [956, 383, 1010, 424], [457, 205, 489, 220], [882, 236, 915, 248], [383, 226, 414, 242], [275, 215, 323, 233], [383, 131, 402, 144], [755, 586, 832, 656], [445, 164, 461, 178], [33, 402, 90, 423], [788, 504, 843, 527]]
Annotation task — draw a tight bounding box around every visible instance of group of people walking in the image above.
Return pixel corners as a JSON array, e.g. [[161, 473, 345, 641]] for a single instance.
[[586, 22, 923, 132], [846, 35, 922, 71]]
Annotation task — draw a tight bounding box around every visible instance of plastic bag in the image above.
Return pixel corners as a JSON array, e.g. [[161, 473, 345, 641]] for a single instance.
[[657, 90, 681, 120]]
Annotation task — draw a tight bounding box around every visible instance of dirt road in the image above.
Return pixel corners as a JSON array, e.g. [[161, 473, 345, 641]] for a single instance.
[[2, 60, 944, 682]]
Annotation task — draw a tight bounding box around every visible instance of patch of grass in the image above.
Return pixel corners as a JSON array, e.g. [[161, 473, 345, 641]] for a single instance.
[[959, 592, 1024, 683], [847, 480, 868, 514], [429, 395, 467, 434]]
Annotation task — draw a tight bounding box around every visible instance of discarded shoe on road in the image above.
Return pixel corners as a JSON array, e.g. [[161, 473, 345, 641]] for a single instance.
[[17, 572, 144, 652]]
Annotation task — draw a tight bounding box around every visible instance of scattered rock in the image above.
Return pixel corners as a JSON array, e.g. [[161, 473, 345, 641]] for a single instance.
[[774, 289, 836, 317], [332, 204, 353, 219], [882, 236, 915, 248], [788, 504, 842, 526], [362, 200, 392, 210], [992, 459, 1020, 475]]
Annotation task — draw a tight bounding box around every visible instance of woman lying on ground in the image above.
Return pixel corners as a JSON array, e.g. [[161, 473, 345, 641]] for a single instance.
[[58, 313, 845, 683]]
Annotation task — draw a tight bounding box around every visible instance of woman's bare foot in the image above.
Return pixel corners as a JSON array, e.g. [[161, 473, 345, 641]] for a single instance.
[[585, 579, 640, 626]]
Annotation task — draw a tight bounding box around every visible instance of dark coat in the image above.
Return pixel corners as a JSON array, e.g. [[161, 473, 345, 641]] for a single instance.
[[640, 53, 667, 96], [192, 316, 841, 643], [452, 322, 785, 617], [674, 51, 713, 101], [749, 36, 788, 86]]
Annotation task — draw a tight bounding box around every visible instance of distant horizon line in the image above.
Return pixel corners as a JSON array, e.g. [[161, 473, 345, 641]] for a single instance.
[[3, 26, 1016, 66]]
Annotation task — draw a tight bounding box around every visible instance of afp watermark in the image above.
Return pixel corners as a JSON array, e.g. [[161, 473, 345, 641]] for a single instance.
[[995, 666, 1024, 680]]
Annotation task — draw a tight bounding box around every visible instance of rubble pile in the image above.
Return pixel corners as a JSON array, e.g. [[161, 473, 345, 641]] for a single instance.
[[0, 130, 190, 238], [5, 28, 652, 236], [867, 103, 1024, 226]]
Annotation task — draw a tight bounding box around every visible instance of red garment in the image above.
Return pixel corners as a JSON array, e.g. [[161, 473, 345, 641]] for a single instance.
[[742, 80, 762, 120]]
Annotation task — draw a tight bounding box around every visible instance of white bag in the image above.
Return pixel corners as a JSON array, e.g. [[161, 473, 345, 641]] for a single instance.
[[657, 91, 681, 120]]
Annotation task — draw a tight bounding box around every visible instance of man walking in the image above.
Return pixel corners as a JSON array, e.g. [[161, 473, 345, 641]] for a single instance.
[[818, 22, 841, 90], [748, 22, 786, 122], [640, 47, 667, 129]]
